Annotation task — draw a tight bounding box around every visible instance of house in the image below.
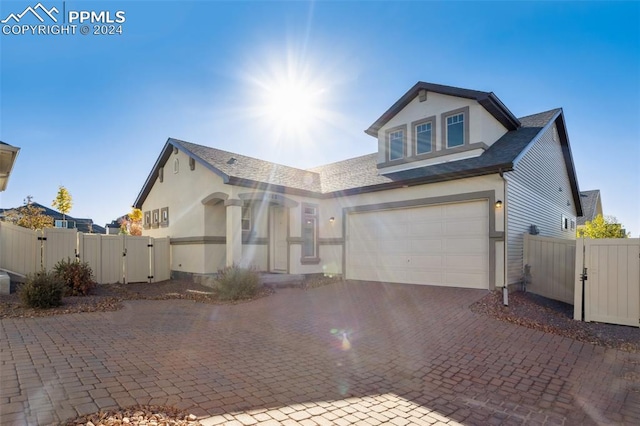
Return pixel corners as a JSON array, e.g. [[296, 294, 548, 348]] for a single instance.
[[134, 81, 582, 290], [0, 202, 106, 234], [577, 190, 603, 230], [0, 141, 20, 192]]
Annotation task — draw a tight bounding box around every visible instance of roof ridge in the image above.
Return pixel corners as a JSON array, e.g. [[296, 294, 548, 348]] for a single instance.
[[173, 138, 317, 175], [517, 108, 562, 121]]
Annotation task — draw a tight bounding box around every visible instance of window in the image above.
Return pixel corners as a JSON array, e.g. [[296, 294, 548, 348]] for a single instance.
[[159, 167, 164, 183], [561, 214, 569, 231], [144, 211, 151, 229], [442, 106, 469, 149], [301, 204, 318, 260], [242, 206, 251, 231], [189, 157, 195, 171], [173, 158, 179, 174], [55, 219, 74, 229], [412, 116, 435, 155], [446, 113, 464, 148], [152, 209, 160, 228], [386, 125, 406, 161], [160, 207, 169, 227]]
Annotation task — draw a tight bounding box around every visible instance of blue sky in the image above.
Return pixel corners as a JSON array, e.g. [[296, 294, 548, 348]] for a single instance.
[[0, 0, 638, 236]]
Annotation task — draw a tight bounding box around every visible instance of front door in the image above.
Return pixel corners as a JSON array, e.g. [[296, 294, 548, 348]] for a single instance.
[[270, 206, 288, 272]]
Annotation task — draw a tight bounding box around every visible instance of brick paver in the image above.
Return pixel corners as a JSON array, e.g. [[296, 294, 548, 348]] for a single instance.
[[1, 282, 639, 425]]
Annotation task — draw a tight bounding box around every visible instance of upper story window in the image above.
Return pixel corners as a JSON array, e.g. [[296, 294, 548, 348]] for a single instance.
[[446, 113, 465, 148], [442, 106, 469, 149], [173, 158, 179, 174], [386, 125, 406, 161], [412, 116, 435, 156]]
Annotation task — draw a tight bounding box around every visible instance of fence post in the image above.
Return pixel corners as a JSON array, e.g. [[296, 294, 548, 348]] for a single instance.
[[573, 238, 584, 320]]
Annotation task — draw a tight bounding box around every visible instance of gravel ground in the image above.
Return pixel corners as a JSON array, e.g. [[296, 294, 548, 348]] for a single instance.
[[470, 290, 640, 352], [4, 281, 638, 424], [0, 280, 274, 319]]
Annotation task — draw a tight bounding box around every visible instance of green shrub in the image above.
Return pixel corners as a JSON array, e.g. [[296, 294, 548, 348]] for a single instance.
[[216, 265, 260, 301], [19, 271, 65, 309], [54, 258, 96, 296]]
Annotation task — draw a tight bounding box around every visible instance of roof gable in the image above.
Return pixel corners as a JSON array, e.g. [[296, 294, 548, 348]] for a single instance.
[[577, 190, 602, 225], [365, 81, 521, 137]]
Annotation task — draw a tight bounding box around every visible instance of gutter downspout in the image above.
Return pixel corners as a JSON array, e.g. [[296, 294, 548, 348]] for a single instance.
[[499, 169, 509, 306]]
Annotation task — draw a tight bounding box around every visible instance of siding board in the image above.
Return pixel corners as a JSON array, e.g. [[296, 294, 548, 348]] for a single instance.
[[506, 123, 577, 285]]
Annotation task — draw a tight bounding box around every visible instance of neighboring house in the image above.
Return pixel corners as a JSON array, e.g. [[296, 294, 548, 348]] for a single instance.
[[0, 141, 20, 192], [134, 81, 582, 290], [106, 219, 122, 234], [0, 202, 106, 234], [576, 190, 603, 230]]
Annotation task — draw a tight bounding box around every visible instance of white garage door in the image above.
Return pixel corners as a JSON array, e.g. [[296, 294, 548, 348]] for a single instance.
[[346, 200, 489, 289]]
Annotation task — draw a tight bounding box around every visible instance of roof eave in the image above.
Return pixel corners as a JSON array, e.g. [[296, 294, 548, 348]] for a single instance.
[[323, 164, 513, 198], [365, 82, 520, 137]]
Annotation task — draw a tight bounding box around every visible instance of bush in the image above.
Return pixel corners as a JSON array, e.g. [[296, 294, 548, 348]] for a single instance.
[[19, 271, 65, 309], [216, 265, 260, 301], [54, 258, 96, 296]]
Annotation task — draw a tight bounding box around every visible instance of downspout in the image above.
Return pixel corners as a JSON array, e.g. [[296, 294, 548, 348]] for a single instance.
[[499, 169, 509, 306]]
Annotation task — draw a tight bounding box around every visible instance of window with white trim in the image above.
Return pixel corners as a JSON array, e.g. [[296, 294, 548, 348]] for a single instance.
[[144, 211, 151, 229]]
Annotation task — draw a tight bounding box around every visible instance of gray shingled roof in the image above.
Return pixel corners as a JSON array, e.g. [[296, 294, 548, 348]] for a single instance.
[[134, 108, 571, 209], [176, 140, 322, 192], [577, 190, 601, 225]]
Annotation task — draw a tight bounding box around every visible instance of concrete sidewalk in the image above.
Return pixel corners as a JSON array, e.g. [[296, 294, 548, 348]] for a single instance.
[[1, 282, 639, 425]]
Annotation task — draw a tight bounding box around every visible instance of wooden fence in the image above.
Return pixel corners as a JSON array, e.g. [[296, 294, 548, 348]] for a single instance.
[[523, 233, 576, 304], [0, 221, 170, 284]]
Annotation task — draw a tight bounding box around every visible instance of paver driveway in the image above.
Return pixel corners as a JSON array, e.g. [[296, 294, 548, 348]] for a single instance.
[[1, 282, 639, 425]]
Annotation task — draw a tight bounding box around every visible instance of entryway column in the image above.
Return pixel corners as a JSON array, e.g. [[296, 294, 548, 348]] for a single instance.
[[225, 199, 243, 267]]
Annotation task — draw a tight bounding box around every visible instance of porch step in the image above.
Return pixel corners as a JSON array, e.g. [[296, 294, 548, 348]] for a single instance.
[[260, 273, 305, 289]]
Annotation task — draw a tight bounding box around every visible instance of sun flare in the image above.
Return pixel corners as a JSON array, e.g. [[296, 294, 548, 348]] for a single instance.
[[260, 74, 326, 136]]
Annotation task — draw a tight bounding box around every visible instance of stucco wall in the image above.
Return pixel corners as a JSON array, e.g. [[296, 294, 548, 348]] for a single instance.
[[376, 92, 508, 169]]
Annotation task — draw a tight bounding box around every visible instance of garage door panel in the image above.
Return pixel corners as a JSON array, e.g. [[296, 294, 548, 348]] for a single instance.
[[410, 222, 444, 236], [445, 254, 485, 270], [409, 239, 443, 253], [445, 238, 486, 253], [445, 219, 486, 235], [377, 222, 409, 238], [409, 255, 443, 267], [407, 205, 443, 220], [347, 200, 489, 289], [383, 240, 412, 254]]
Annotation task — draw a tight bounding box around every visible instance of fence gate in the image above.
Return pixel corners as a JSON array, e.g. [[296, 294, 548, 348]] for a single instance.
[[575, 238, 640, 327], [0, 222, 170, 285]]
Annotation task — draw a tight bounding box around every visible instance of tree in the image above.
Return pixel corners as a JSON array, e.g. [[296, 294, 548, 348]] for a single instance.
[[4, 203, 54, 230], [52, 186, 73, 221], [577, 214, 628, 239], [119, 207, 143, 236]]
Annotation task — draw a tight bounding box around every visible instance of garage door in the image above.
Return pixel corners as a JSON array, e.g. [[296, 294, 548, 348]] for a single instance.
[[346, 200, 489, 289]]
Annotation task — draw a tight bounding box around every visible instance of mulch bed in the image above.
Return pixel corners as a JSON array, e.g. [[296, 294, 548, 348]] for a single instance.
[[0, 280, 274, 319], [471, 290, 640, 353]]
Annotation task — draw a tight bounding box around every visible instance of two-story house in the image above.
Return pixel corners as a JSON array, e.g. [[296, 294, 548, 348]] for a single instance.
[[134, 81, 582, 290]]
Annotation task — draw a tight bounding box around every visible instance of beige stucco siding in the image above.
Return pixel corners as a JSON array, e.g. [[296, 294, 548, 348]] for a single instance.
[[505, 122, 578, 285], [376, 92, 508, 168]]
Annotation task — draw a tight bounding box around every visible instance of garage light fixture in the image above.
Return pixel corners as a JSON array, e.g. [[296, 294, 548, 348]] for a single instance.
[[329, 217, 335, 223], [495, 200, 503, 208]]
